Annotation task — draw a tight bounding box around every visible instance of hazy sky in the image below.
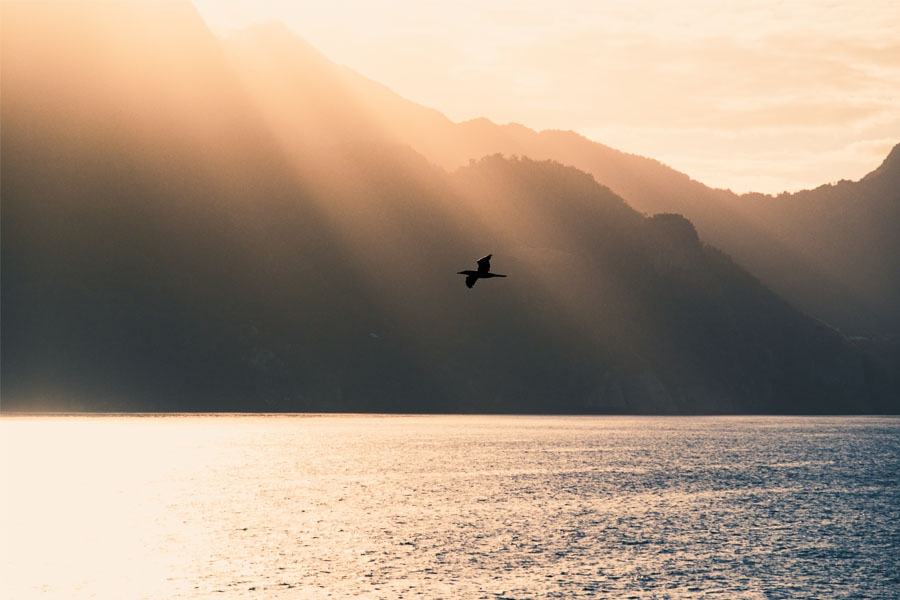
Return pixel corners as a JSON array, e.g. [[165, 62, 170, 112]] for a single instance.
[[193, 0, 900, 193]]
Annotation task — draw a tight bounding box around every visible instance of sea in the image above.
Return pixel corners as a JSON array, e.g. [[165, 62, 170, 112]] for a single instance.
[[1, 415, 899, 599]]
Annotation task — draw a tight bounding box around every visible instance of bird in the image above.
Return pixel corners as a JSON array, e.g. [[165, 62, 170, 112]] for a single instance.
[[457, 254, 507, 288]]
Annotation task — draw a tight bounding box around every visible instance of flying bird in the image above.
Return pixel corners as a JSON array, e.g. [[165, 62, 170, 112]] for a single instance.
[[458, 254, 507, 288]]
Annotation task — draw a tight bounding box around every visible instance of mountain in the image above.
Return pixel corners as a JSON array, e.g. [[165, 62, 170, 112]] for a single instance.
[[2, 2, 896, 413], [222, 23, 900, 337]]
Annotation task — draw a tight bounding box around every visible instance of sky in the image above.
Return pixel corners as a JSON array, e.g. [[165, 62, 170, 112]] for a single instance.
[[192, 0, 900, 194]]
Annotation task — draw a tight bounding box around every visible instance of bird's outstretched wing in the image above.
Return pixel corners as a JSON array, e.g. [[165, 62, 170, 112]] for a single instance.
[[465, 275, 478, 288], [476, 254, 493, 274]]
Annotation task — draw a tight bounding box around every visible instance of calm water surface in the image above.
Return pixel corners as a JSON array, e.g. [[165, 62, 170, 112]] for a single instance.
[[2, 415, 899, 599]]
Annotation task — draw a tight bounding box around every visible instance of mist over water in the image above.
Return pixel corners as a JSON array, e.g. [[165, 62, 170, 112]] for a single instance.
[[2, 415, 899, 599]]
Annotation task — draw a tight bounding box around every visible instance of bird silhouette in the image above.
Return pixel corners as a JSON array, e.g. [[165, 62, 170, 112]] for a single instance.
[[457, 254, 507, 288]]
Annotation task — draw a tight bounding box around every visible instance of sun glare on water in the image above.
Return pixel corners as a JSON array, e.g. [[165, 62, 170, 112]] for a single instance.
[[1, 417, 237, 598], [3, 415, 899, 598]]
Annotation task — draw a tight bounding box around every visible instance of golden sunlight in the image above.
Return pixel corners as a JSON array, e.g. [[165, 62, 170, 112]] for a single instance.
[[192, 0, 900, 194]]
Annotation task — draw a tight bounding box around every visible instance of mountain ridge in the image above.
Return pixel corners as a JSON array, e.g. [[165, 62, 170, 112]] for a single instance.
[[2, 2, 896, 412], [222, 22, 899, 335]]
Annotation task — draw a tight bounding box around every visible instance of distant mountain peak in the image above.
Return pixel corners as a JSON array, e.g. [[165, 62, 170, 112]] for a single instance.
[[865, 142, 900, 178]]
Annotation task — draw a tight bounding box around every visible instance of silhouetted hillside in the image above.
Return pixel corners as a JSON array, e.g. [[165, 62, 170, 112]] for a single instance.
[[221, 24, 900, 338], [440, 123, 900, 339], [2, 2, 896, 413], [733, 146, 900, 335]]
